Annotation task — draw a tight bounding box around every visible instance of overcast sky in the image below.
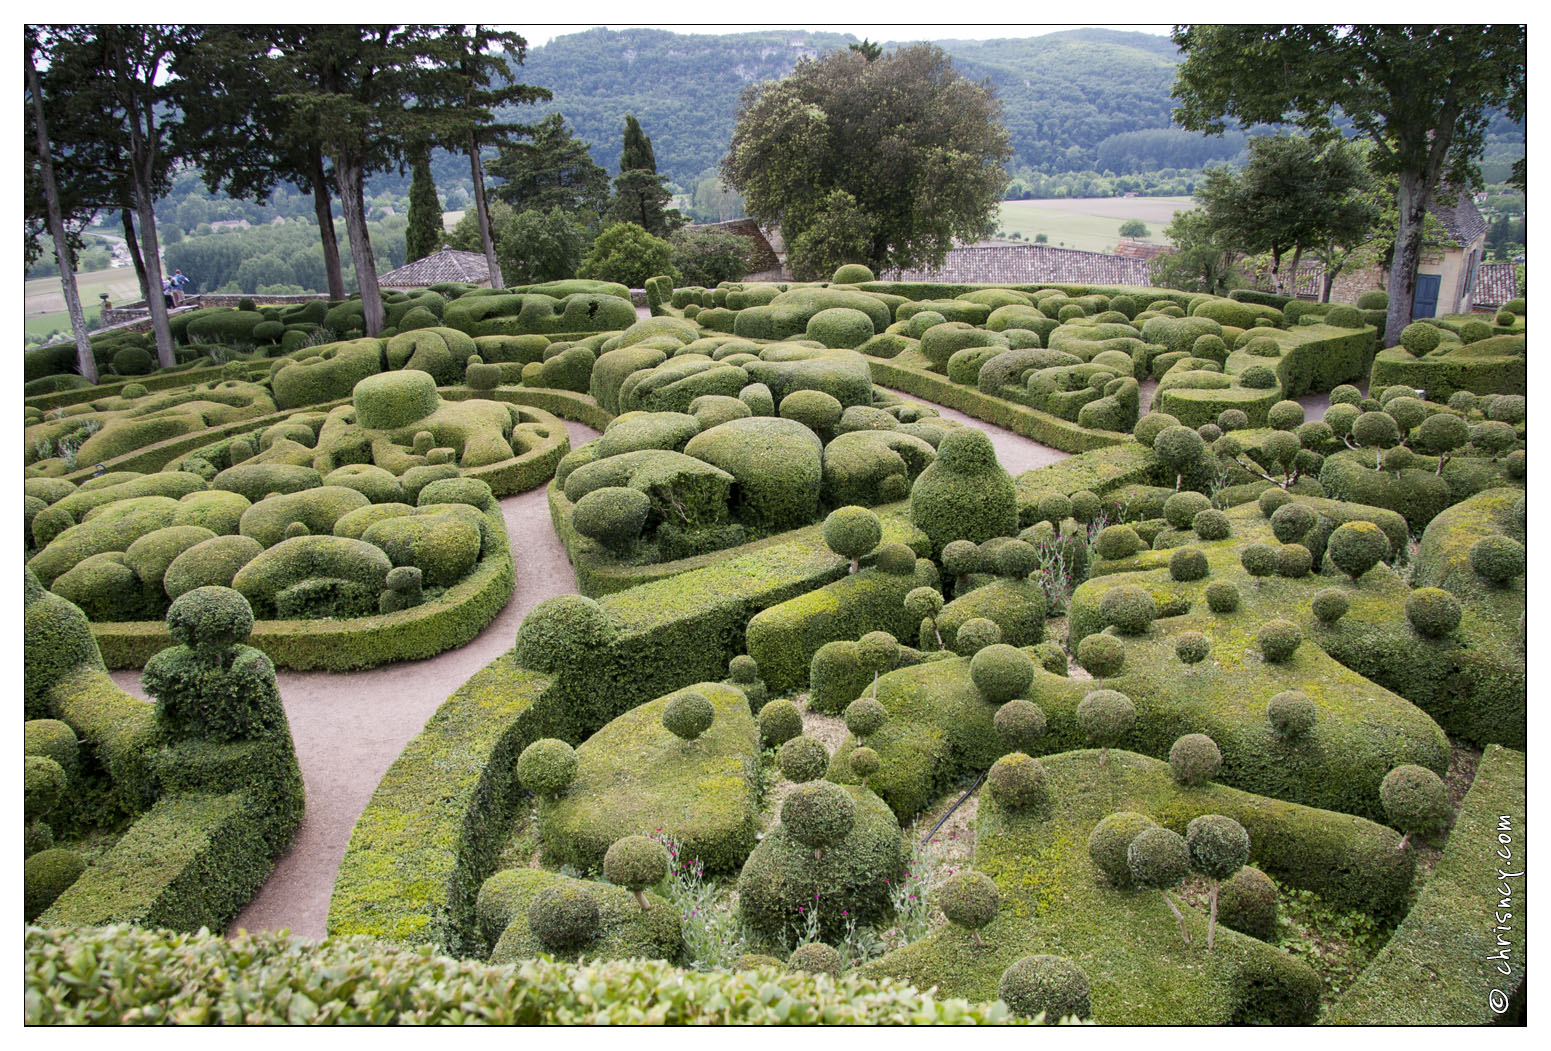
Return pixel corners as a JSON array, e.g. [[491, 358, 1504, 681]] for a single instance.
[[516, 24, 1174, 48]]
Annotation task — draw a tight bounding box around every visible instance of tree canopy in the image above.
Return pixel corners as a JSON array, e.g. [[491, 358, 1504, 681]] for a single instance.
[[721, 42, 1010, 275]]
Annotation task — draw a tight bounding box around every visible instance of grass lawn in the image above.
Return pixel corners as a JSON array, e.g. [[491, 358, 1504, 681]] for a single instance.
[[993, 196, 1198, 254], [25, 267, 143, 318]]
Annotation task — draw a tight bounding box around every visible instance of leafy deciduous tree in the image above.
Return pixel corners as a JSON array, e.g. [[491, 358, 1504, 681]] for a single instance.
[[487, 112, 610, 219]]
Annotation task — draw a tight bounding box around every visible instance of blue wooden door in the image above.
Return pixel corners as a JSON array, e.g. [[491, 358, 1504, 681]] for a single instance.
[[1412, 273, 1441, 319]]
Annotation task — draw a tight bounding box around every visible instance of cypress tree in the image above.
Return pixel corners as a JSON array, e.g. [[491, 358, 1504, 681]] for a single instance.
[[405, 144, 443, 263]]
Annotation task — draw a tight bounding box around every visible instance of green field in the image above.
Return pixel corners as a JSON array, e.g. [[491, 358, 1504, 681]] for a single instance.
[[993, 196, 1197, 254], [25, 266, 143, 319]]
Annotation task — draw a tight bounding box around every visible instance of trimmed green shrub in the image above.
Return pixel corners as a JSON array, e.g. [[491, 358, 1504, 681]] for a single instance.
[[1219, 866, 1279, 942], [527, 884, 601, 951], [780, 780, 857, 858], [1469, 534, 1524, 584], [952, 616, 1002, 656], [164, 585, 255, 657], [845, 697, 887, 738], [779, 735, 830, 783], [759, 699, 804, 748], [1326, 521, 1391, 580], [1093, 524, 1142, 560], [1076, 689, 1136, 762], [788, 942, 842, 976], [513, 595, 618, 674], [909, 428, 1018, 556], [823, 506, 883, 571], [1087, 811, 1158, 889], [970, 644, 1035, 704], [1099, 584, 1155, 635], [1276, 544, 1312, 578], [938, 870, 999, 942], [661, 690, 716, 742], [1266, 401, 1304, 431], [602, 835, 670, 910], [517, 738, 578, 797], [998, 955, 1092, 1023], [1174, 631, 1210, 665], [1076, 632, 1125, 680], [1204, 579, 1240, 614], [1256, 619, 1302, 663], [1162, 491, 1211, 530], [1379, 764, 1450, 848], [572, 487, 652, 552], [25, 848, 87, 921], [1310, 588, 1348, 625], [1266, 690, 1317, 738], [1169, 546, 1209, 582], [1399, 322, 1442, 356], [987, 752, 1046, 811], [1405, 587, 1462, 637], [1169, 733, 1222, 786], [1127, 826, 1189, 890], [993, 699, 1047, 751], [1192, 509, 1231, 541]]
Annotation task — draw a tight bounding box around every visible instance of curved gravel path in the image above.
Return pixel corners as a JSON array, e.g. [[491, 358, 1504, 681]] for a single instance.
[[106, 389, 1072, 941]]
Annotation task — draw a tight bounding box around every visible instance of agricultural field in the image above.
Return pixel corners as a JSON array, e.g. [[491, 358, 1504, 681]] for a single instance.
[[994, 196, 1196, 252]]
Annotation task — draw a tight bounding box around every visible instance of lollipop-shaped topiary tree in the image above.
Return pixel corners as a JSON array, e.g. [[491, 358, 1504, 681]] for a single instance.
[[1186, 814, 1250, 950]]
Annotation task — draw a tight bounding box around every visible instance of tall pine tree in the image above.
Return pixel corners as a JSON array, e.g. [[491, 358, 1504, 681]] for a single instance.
[[609, 113, 682, 237], [405, 144, 443, 263]]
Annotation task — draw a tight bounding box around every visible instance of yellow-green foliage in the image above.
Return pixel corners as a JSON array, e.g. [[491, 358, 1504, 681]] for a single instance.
[[480, 869, 680, 965], [271, 339, 385, 410], [239, 487, 371, 548], [539, 683, 760, 875]]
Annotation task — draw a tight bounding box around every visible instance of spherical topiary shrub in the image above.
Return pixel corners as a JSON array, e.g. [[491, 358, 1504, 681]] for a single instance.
[[1266, 400, 1304, 431], [1163, 491, 1211, 531], [1034, 491, 1073, 526], [872, 542, 917, 576], [1504, 449, 1526, 480], [781, 780, 856, 858], [999, 955, 1092, 1022], [1380, 764, 1451, 849], [1067, 490, 1101, 525], [1169, 547, 1209, 583], [1405, 587, 1463, 638], [844, 697, 887, 739], [164, 585, 255, 659], [1310, 588, 1349, 625], [1240, 543, 1277, 581], [1325, 521, 1391, 581], [283, 521, 310, 540], [1153, 426, 1207, 487], [1175, 631, 1211, 666], [517, 738, 578, 797], [855, 631, 901, 677], [788, 942, 842, 977], [1087, 811, 1159, 889], [1240, 365, 1277, 389], [1487, 394, 1527, 424], [758, 699, 804, 749], [662, 690, 715, 742], [1077, 689, 1136, 764], [970, 643, 1036, 704], [24, 719, 78, 772], [603, 835, 670, 910], [1266, 690, 1318, 739], [992, 539, 1039, 580], [953, 617, 1002, 656], [1204, 579, 1240, 614], [1219, 866, 1279, 942], [939, 871, 999, 944], [1257, 619, 1302, 663], [1269, 502, 1315, 544], [1276, 543, 1313, 579], [571, 486, 652, 553], [831, 263, 875, 284], [987, 752, 1046, 811], [1100, 585, 1156, 635], [1170, 733, 1222, 786], [909, 427, 1018, 556], [729, 655, 760, 685], [1351, 411, 1400, 459], [354, 369, 440, 430], [822, 505, 883, 574], [1076, 633, 1126, 683], [1198, 422, 1223, 443], [1093, 524, 1143, 561], [1399, 322, 1442, 357], [1187, 813, 1251, 949], [514, 595, 617, 674], [1193, 508, 1231, 541], [1257, 488, 1293, 520], [779, 734, 830, 783], [1134, 412, 1181, 449], [1469, 535, 1525, 585], [1128, 826, 1189, 891], [849, 746, 880, 779], [25, 755, 67, 823], [527, 884, 601, 951], [994, 699, 1047, 752], [1296, 419, 1333, 450], [806, 307, 875, 349], [1217, 408, 1249, 431], [25, 848, 87, 922]]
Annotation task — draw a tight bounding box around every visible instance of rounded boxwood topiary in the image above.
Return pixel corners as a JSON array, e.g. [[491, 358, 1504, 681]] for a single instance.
[[788, 941, 842, 976], [165, 586, 254, 658], [1351, 411, 1400, 459], [1257, 619, 1302, 662], [603, 835, 670, 910], [779, 734, 830, 783], [1505, 449, 1526, 480], [1276, 543, 1313, 578], [1267, 690, 1318, 738], [662, 690, 715, 742], [998, 955, 1092, 1022], [873, 542, 917, 576], [1100, 585, 1155, 635], [832, 263, 875, 285], [527, 884, 601, 951], [1187, 814, 1249, 880], [1487, 394, 1527, 424], [904, 586, 945, 623], [856, 631, 901, 674], [994, 699, 1047, 752], [1163, 491, 1211, 531], [849, 746, 880, 779], [1326, 521, 1391, 581], [781, 780, 856, 858], [1077, 632, 1125, 680], [1470, 535, 1525, 584], [1328, 384, 1362, 407], [1034, 491, 1073, 526], [758, 699, 803, 748], [1204, 579, 1240, 614], [1399, 322, 1442, 356], [1153, 426, 1206, 486], [1198, 422, 1223, 443], [1077, 689, 1136, 763], [806, 307, 875, 349], [25, 848, 86, 922], [25, 755, 67, 822], [514, 595, 617, 674], [729, 654, 760, 684], [1217, 408, 1249, 431], [1169, 546, 1209, 583], [1192, 508, 1231, 541], [1269, 503, 1315, 544], [1311, 588, 1349, 625], [1405, 587, 1462, 637], [1174, 631, 1211, 666], [24, 719, 78, 772], [970, 643, 1036, 704], [1170, 733, 1222, 786], [1128, 826, 1189, 890], [1240, 543, 1277, 581], [844, 697, 887, 738], [1413, 412, 1470, 458], [517, 738, 577, 796], [1069, 490, 1101, 525], [1296, 420, 1333, 450], [1240, 365, 1277, 389], [1087, 811, 1158, 889], [939, 870, 999, 943], [1093, 524, 1142, 561], [1380, 764, 1450, 849], [993, 539, 1039, 579], [572, 486, 651, 552], [1134, 412, 1181, 449], [779, 388, 845, 437], [953, 617, 1003, 656], [823, 506, 883, 573], [1266, 400, 1304, 431], [987, 752, 1046, 811], [1219, 866, 1279, 942], [1257, 487, 1294, 519]]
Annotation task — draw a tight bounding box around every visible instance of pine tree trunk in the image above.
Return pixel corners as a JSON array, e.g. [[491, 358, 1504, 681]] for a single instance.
[[336, 154, 385, 337], [308, 145, 346, 302], [122, 209, 149, 305], [27, 49, 97, 383], [468, 131, 503, 289], [1384, 172, 1433, 348]]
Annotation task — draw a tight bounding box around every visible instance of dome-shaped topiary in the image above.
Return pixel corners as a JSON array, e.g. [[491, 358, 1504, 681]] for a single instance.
[[1087, 811, 1159, 888], [998, 955, 1092, 1022], [831, 263, 875, 284], [873, 542, 918, 576], [779, 734, 830, 783], [1100, 585, 1156, 635], [1276, 543, 1313, 579], [662, 690, 716, 742], [603, 835, 670, 909], [855, 631, 900, 675], [1169, 546, 1209, 583], [1219, 866, 1279, 942], [823, 506, 883, 572], [849, 746, 880, 779], [953, 617, 1003, 656], [1406, 587, 1462, 637], [1380, 764, 1451, 849], [1470, 535, 1525, 585], [165, 585, 254, 658], [844, 697, 887, 738], [1257, 487, 1294, 519], [1093, 524, 1143, 561], [1324, 305, 1364, 328], [970, 644, 1036, 704], [1487, 394, 1526, 424], [729, 655, 760, 684], [1198, 422, 1223, 442], [1153, 426, 1207, 486], [758, 699, 804, 748], [788, 941, 842, 976], [1069, 490, 1102, 524], [781, 781, 856, 857], [987, 752, 1046, 811], [1310, 588, 1349, 625], [572, 487, 652, 552], [527, 884, 601, 951], [994, 699, 1047, 751], [517, 738, 578, 797], [993, 539, 1040, 579], [1204, 579, 1240, 614], [25, 755, 67, 823], [939, 870, 999, 943], [1128, 826, 1189, 890], [1192, 508, 1231, 541], [779, 388, 844, 436], [1296, 419, 1333, 450], [910, 428, 1018, 557], [1399, 321, 1442, 356], [1267, 690, 1317, 738], [1174, 631, 1211, 666], [24, 848, 86, 922], [1076, 632, 1125, 680], [1351, 411, 1400, 458], [1187, 814, 1249, 880], [1076, 689, 1136, 764], [1240, 543, 1277, 580], [1257, 619, 1302, 663], [1266, 400, 1305, 431], [1217, 408, 1249, 431], [1163, 491, 1211, 531], [1034, 491, 1073, 526], [1328, 384, 1362, 406], [1240, 365, 1277, 389], [1269, 503, 1315, 544], [903, 586, 945, 623], [1326, 521, 1391, 581], [1169, 733, 1222, 786], [1134, 412, 1181, 449], [514, 595, 618, 673]]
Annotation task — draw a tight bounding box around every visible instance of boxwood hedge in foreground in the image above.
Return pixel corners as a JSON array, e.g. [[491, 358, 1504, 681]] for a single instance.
[[24, 925, 1025, 1025]]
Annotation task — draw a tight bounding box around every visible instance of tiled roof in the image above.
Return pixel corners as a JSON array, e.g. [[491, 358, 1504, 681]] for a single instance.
[[882, 244, 1151, 286], [1113, 239, 1171, 260], [1429, 192, 1488, 247], [693, 219, 782, 274], [1473, 261, 1518, 307], [379, 247, 491, 288]]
